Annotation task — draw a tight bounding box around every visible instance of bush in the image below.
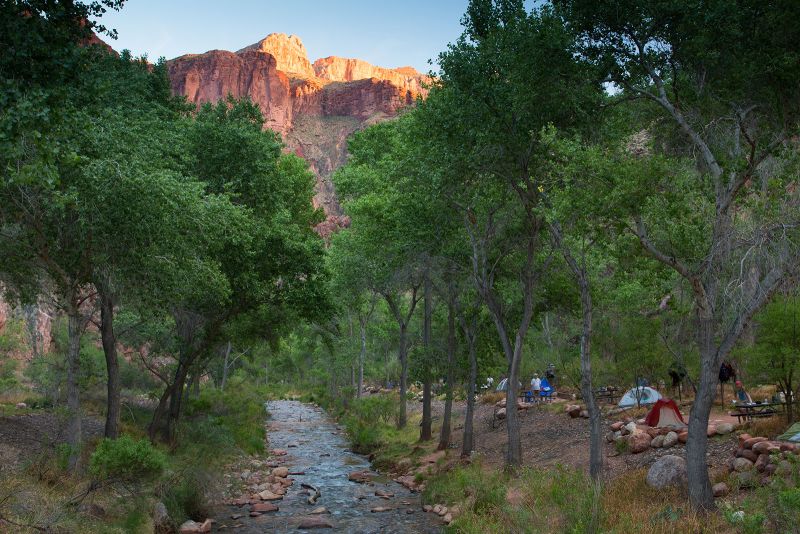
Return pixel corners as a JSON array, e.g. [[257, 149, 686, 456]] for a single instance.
[[160, 466, 214, 524], [182, 385, 265, 455], [89, 435, 166, 482]]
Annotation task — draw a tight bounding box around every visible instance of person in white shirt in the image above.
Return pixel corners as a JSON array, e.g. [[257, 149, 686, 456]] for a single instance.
[[530, 374, 541, 399]]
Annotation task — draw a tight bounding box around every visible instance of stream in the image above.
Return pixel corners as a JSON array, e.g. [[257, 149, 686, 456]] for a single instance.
[[213, 400, 443, 533]]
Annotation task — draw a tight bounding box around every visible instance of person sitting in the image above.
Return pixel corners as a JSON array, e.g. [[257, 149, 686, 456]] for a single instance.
[[530, 374, 541, 402], [734, 380, 753, 404]]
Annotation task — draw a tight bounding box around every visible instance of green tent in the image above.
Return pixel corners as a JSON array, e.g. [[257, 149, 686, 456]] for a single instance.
[[777, 422, 800, 442]]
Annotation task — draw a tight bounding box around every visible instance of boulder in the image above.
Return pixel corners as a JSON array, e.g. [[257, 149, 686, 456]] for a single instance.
[[605, 431, 617, 443], [678, 431, 689, 444], [496, 408, 507, 419], [178, 519, 212, 534], [775, 460, 793, 476], [732, 457, 754, 472], [780, 443, 796, 452], [566, 404, 581, 418], [716, 423, 735, 435], [707, 425, 717, 437], [736, 448, 759, 463], [257, 490, 283, 501], [443, 513, 453, 524], [738, 433, 752, 447], [651, 435, 665, 448], [394, 475, 418, 492], [663, 431, 679, 448], [437, 506, 449, 517], [623, 422, 637, 436], [646, 428, 661, 439], [579, 410, 590, 419], [309, 507, 328, 514], [646, 455, 687, 489], [755, 453, 771, 473], [610, 422, 624, 431], [423, 505, 433, 512], [272, 466, 289, 478], [628, 433, 652, 454], [712, 482, 729, 497], [765, 464, 777, 476], [743, 437, 767, 449], [271, 449, 288, 456]]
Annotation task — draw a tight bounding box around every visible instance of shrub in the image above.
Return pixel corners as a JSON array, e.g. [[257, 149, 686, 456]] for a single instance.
[[89, 435, 166, 482], [160, 466, 214, 524]]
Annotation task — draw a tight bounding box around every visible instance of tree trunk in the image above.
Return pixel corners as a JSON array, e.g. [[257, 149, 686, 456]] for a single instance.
[[438, 298, 456, 451], [686, 316, 716, 510], [99, 289, 120, 440], [420, 276, 433, 441], [398, 323, 408, 429], [577, 278, 602, 481], [358, 320, 366, 399], [461, 325, 477, 458], [221, 341, 232, 391], [65, 305, 83, 469], [165, 361, 191, 443], [505, 340, 523, 467]]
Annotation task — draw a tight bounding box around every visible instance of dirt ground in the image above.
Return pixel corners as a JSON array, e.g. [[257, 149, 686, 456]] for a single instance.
[[0, 412, 104, 471], [412, 397, 739, 480]]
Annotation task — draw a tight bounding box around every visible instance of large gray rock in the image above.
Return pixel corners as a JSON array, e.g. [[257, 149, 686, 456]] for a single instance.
[[712, 482, 729, 497], [651, 435, 665, 448], [733, 457, 754, 472], [646, 455, 687, 489], [716, 422, 735, 435]]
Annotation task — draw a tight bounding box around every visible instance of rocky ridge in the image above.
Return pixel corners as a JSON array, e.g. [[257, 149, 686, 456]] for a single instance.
[[167, 33, 430, 232]]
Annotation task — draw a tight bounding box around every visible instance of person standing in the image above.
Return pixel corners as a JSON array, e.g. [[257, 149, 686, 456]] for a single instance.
[[530, 373, 541, 401]]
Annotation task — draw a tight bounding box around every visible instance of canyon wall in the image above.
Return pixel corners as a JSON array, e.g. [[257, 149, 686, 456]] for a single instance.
[[167, 33, 429, 232]]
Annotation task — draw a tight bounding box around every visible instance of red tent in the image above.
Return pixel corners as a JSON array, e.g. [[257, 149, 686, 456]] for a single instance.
[[645, 398, 687, 427]]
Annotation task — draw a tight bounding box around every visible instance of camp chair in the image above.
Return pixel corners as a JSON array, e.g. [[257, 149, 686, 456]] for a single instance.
[[539, 378, 554, 402]]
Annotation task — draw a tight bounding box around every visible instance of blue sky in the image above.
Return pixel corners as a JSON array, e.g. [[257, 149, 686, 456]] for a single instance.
[[93, 1, 473, 73]]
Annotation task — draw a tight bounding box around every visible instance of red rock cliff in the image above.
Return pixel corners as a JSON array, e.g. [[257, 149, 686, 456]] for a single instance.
[[167, 33, 425, 229]]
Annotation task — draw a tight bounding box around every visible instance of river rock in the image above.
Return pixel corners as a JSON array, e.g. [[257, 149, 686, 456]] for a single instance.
[[743, 437, 767, 449], [423, 505, 433, 512], [780, 443, 796, 452], [432, 504, 442, 515], [297, 516, 333, 529], [395, 475, 419, 491], [738, 433, 752, 447], [646, 455, 687, 489], [252, 502, 278, 513], [496, 407, 507, 419], [755, 453, 771, 472], [240, 470, 252, 480], [678, 431, 689, 444], [651, 435, 665, 448], [736, 448, 759, 462], [716, 423, 735, 435], [371, 506, 393, 512], [443, 513, 453, 524], [622, 422, 637, 436], [258, 490, 283, 501], [178, 519, 212, 534], [272, 466, 289, 478], [309, 507, 328, 514], [610, 421, 624, 431], [712, 482, 729, 497], [375, 489, 394, 499], [628, 432, 651, 454], [707, 425, 717, 437], [437, 506, 448, 517], [776, 460, 793, 476], [737, 470, 757, 488], [348, 470, 375, 483], [663, 431, 678, 448], [733, 457, 754, 472], [566, 404, 581, 418]]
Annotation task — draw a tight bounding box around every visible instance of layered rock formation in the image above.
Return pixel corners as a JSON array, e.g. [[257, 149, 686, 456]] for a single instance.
[[167, 33, 429, 226]]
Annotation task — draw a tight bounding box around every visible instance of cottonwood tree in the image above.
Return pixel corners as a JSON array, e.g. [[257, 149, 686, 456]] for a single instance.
[[557, 0, 800, 509], [419, 0, 600, 467]]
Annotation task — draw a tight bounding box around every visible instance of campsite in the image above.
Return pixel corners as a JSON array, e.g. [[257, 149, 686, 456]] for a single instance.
[[2, 0, 800, 532]]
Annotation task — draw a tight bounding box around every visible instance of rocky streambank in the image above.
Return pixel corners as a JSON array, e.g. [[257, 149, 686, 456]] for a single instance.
[[212, 400, 442, 533]]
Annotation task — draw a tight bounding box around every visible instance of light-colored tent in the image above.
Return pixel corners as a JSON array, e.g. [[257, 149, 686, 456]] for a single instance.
[[618, 386, 662, 408], [644, 398, 687, 428], [778, 422, 800, 442]]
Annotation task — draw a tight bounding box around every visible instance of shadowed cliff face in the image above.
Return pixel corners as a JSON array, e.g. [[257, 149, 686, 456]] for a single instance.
[[166, 33, 428, 231]]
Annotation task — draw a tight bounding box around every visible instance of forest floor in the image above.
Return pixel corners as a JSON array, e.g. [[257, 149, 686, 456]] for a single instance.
[[409, 397, 739, 480]]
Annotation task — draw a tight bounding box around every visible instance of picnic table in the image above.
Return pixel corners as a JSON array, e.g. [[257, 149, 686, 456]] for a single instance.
[[593, 386, 619, 404], [730, 401, 786, 423]]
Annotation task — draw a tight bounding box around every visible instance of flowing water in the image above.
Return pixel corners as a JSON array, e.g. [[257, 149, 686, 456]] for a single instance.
[[214, 400, 442, 533]]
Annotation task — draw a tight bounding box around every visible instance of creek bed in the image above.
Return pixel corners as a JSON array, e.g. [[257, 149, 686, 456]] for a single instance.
[[213, 400, 442, 533]]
